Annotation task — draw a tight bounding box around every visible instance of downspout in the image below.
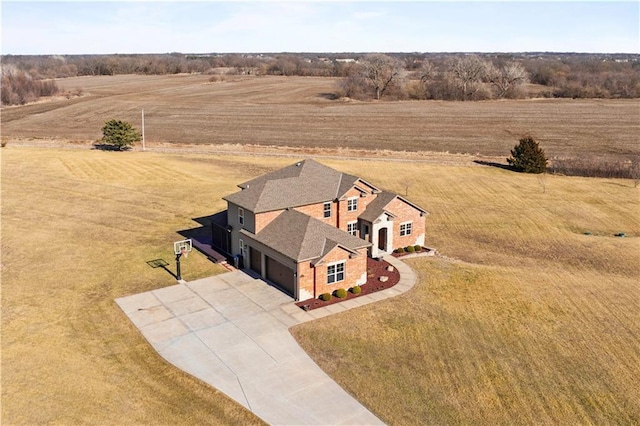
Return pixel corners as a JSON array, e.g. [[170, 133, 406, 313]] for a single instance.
[[294, 261, 299, 301], [313, 264, 317, 299]]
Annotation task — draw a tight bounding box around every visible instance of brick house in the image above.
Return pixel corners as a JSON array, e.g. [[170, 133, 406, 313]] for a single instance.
[[212, 159, 428, 301]]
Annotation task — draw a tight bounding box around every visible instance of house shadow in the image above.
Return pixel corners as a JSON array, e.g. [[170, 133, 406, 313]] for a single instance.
[[473, 160, 513, 171], [177, 211, 230, 264]]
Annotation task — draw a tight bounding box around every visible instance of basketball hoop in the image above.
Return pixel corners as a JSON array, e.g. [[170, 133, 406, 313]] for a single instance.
[[174, 239, 193, 257], [173, 239, 192, 281]]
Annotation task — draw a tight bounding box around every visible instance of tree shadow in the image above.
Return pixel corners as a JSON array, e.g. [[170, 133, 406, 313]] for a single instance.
[[318, 92, 339, 100], [473, 160, 514, 171], [146, 258, 177, 279], [92, 143, 131, 151]]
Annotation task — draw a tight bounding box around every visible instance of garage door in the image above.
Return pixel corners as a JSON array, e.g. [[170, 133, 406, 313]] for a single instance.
[[250, 247, 262, 274], [266, 256, 295, 297]]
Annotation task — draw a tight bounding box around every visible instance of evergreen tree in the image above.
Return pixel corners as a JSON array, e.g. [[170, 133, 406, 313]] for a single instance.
[[101, 119, 141, 150], [507, 136, 548, 173]]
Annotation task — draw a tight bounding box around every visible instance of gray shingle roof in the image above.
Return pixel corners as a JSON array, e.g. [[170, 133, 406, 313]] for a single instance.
[[359, 191, 429, 223], [243, 209, 371, 263], [358, 191, 398, 223], [224, 159, 378, 213]]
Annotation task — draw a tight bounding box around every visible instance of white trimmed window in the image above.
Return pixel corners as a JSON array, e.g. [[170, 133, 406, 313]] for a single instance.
[[347, 221, 357, 236], [327, 261, 345, 284], [400, 221, 413, 236], [239, 239, 245, 256], [323, 202, 332, 218], [238, 207, 244, 225], [347, 197, 358, 212]]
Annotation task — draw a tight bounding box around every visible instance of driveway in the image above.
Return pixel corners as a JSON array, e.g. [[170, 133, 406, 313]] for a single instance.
[[116, 269, 390, 425]]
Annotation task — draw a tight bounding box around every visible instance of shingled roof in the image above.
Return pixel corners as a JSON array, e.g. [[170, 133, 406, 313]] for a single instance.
[[224, 159, 380, 213], [241, 209, 371, 263], [359, 191, 429, 223]]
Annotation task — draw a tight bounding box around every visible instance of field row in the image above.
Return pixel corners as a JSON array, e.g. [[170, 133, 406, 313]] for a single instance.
[[2, 75, 638, 161]]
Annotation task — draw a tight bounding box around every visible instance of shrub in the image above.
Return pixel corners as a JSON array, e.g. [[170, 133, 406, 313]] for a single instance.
[[406, 245, 415, 253], [414, 245, 422, 252], [101, 119, 141, 151], [334, 288, 347, 299], [351, 285, 362, 295], [507, 136, 548, 174], [395, 247, 405, 254], [319, 293, 332, 301]]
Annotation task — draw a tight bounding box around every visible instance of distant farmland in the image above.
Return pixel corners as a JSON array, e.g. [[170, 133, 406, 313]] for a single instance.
[[1, 74, 638, 161]]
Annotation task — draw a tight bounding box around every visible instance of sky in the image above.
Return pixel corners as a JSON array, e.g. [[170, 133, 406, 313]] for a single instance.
[[1, 1, 638, 55]]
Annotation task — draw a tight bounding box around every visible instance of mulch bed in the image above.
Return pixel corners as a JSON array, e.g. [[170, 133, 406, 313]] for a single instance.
[[295, 257, 401, 311], [391, 247, 434, 258]]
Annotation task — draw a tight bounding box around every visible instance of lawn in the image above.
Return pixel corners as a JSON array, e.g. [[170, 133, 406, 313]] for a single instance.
[[291, 159, 640, 424], [2, 146, 638, 424], [1, 147, 269, 424]]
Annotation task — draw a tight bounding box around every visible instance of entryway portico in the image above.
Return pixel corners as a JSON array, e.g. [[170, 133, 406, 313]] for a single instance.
[[361, 212, 395, 258]]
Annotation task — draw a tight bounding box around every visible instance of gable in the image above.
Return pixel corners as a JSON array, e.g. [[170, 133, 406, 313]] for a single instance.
[[386, 196, 429, 218], [360, 191, 428, 223], [310, 243, 358, 267]]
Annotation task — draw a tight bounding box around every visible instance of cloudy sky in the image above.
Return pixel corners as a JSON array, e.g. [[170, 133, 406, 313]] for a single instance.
[[2, 1, 638, 55]]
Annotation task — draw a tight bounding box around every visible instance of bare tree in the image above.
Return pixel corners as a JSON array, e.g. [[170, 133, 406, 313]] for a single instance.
[[360, 54, 403, 100], [487, 61, 529, 98], [631, 156, 640, 188], [418, 60, 435, 84], [448, 55, 489, 100]]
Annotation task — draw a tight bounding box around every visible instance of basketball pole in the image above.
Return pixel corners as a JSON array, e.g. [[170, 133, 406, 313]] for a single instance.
[[176, 251, 182, 281]]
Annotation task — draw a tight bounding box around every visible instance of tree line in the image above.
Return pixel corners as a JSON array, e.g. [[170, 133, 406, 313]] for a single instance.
[[1, 65, 60, 105], [1, 52, 638, 105]]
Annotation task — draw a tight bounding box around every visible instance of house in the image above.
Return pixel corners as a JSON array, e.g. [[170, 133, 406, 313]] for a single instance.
[[212, 159, 428, 301]]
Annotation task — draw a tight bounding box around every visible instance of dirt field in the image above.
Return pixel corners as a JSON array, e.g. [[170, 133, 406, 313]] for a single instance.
[[2, 74, 638, 161], [2, 146, 638, 424]]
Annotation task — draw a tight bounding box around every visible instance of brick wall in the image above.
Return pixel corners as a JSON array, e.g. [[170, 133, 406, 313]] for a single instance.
[[294, 202, 337, 226], [297, 262, 315, 301], [312, 246, 368, 297], [337, 187, 376, 231], [386, 197, 426, 250], [254, 210, 284, 233]]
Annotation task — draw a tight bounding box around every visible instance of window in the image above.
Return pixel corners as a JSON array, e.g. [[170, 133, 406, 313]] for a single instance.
[[239, 239, 245, 256], [347, 197, 358, 212], [400, 222, 413, 236], [347, 221, 357, 236], [323, 202, 331, 218], [238, 207, 244, 225], [327, 262, 345, 284]]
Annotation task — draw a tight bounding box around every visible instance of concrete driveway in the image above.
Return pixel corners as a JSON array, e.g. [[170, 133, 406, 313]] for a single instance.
[[116, 269, 392, 425]]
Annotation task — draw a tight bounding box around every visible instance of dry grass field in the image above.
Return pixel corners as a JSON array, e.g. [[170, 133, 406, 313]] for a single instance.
[[292, 160, 640, 424], [1, 148, 268, 425], [2, 146, 639, 424], [2, 75, 638, 161]]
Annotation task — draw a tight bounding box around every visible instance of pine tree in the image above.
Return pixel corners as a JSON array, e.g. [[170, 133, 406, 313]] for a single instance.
[[507, 136, 548, 173], [101, 119, 141, 151]]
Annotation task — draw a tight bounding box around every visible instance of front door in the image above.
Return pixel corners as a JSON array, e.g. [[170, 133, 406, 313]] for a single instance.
[[378, 227, 387, 251]]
